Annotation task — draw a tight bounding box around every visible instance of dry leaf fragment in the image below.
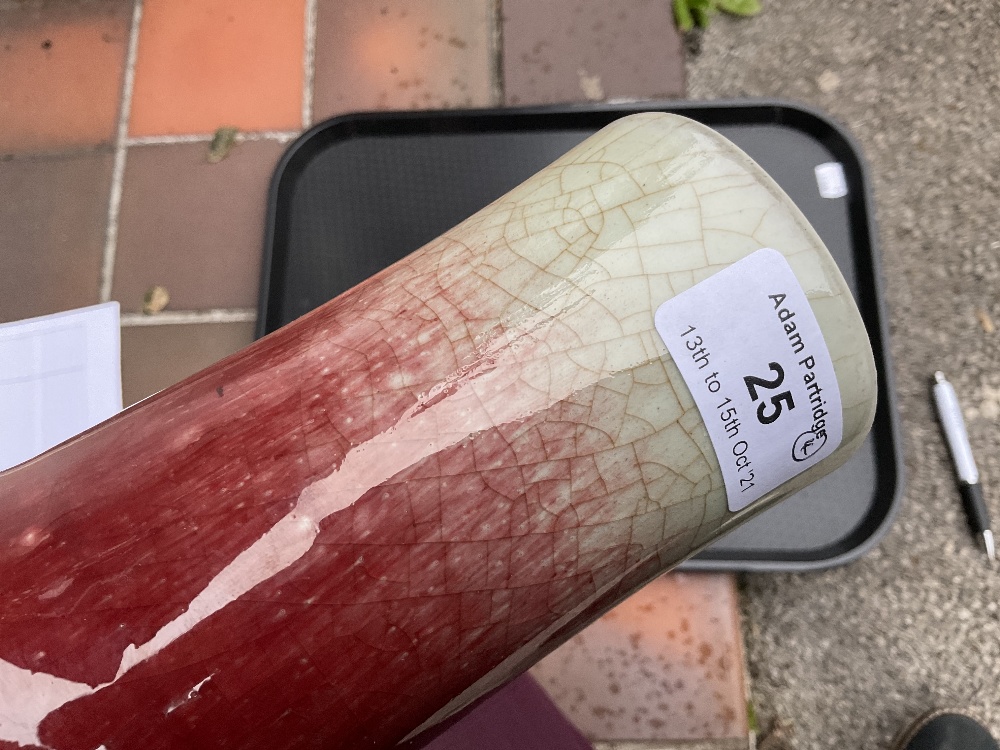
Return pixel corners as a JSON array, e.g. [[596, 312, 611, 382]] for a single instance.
[[577, 69, 605, 101], [758, 716, 796, 750], [207, 127, 239, 164], [975, 308, 995, 334], [143, 285, 170, 315]]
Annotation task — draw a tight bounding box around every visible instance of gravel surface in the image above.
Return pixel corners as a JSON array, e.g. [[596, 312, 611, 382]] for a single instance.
[[687, 2, 1000, 748]]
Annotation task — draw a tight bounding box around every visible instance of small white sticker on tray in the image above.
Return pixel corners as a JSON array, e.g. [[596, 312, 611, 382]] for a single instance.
[[654, 248, 843, 512], [814, 162, 848, 199]]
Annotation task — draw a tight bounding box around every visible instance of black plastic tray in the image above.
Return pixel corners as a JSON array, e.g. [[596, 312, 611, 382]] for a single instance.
[[257, 100, 903, 572]]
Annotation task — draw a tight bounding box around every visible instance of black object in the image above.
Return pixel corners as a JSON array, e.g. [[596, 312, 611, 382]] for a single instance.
[[892, 710, 999, 750], [960, 483, 994, 549], [257, 100, 903, 572]]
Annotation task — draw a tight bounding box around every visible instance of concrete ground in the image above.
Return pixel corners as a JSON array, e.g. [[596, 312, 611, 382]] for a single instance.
[[687, 1, 1000, 747]]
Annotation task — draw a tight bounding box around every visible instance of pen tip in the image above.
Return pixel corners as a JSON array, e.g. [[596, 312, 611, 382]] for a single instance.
[[934, 371, 946, 384], [984, 530, 996, 562]]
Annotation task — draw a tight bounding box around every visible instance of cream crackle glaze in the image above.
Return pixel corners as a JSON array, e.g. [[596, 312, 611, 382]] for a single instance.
[[0, 113, 876, 750]]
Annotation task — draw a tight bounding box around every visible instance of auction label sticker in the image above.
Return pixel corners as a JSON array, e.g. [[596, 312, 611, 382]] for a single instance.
[[654, 248, 843, 511]]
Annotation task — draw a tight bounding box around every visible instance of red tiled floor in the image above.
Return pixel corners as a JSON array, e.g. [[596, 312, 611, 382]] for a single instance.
[[129, 0, 305, 136], [120, 321, 255, 405], [0, 4, 750, 744], [313, 0, 495, 119], [502, 0, 685, 106], [111, 139, 285, 313], [531, 573, 748, 742], [0, 0, 132, 155], [0, 151, 114, 325]]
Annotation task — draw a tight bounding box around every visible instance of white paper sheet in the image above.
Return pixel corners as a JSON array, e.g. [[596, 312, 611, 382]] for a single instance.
[[0, 302, 122, 472]]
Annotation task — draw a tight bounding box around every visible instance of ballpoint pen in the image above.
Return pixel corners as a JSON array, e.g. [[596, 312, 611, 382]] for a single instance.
[[932, 371, 996, 562]]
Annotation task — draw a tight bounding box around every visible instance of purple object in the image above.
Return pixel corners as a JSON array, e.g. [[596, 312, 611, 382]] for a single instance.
[[412, 675, 593, 750]]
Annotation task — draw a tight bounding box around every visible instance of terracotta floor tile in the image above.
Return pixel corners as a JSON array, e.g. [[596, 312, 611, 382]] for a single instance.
[[129, 0, 304, 136], [0, 0, 131, 155], [120, 321, 255, 405], [111, 139, 284, 313], [0, 151, 114, 325], [502, 0, 684, 106], [531, 573, 747, 742], [313, 0, 495, 119]]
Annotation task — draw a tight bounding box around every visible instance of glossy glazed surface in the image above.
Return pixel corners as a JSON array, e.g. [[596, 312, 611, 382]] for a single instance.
[[0, 114, 876, 749]]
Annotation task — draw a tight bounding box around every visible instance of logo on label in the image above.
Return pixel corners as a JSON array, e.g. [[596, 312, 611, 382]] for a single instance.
[[792, 429, 828, 462]]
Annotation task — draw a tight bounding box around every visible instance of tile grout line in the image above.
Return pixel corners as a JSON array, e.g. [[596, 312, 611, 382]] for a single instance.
[[123, 131, 301, 147], [592, 741, 750, 750], [120, 309, 258, 327], [491, 0, 505, 106], [302, 0, 319, 128], [124, 134, 213, 146], [732, 574, 757, 750], [99, 0, 144, 303]]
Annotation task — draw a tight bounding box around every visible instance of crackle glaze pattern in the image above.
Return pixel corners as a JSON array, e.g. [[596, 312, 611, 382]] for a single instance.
[[0, 114, 876, 750]]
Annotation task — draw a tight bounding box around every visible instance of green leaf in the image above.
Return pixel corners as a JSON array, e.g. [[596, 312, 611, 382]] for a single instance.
[[687, 0, 716, 27], [673, 0, 695, 32], [747, 701, 760, 734], [718, 0, 762, 17], [691, 4, 713, 27]]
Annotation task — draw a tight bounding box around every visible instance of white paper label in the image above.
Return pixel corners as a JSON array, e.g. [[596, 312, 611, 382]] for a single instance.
[[814, 162, 848, 199], [654, 248, 843, 511]]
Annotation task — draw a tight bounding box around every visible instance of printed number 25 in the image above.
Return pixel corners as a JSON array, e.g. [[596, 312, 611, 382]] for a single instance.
[[744, 362, 795, 425]]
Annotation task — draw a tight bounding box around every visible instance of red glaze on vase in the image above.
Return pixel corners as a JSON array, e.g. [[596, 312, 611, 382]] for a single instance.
[[0, 114, 877, 750]]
